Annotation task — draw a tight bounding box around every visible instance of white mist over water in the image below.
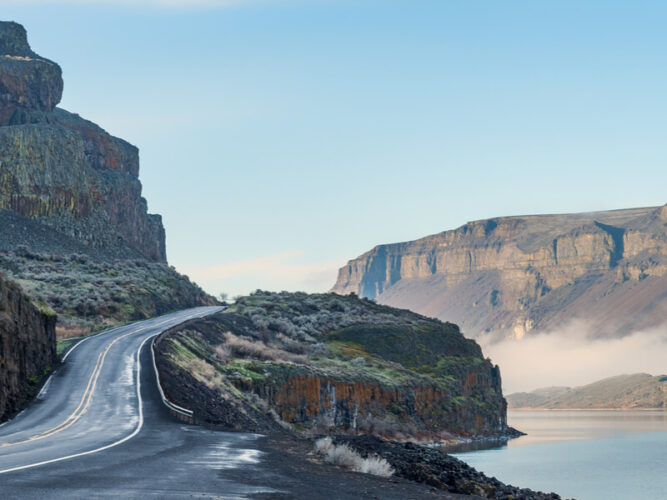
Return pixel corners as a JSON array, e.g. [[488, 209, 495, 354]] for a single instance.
[[479, 321, 667, 394]]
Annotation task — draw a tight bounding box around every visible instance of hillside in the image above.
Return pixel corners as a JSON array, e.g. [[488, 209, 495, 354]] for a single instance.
[[507, 373, 667, 409], [154, 291, 512, 441], [0, 22, 215, 335], [333, 205, 667, 340]]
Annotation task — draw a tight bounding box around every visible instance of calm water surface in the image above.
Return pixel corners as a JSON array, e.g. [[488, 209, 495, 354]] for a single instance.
[[452, 410, 667, 500]]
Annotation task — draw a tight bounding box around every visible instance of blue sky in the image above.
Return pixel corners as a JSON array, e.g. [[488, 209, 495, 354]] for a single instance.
[[4, 0, 667, 297]]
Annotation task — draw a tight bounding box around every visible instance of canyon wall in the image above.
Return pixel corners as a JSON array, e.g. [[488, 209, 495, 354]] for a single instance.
[[333, 206, 667, 339], [0, 274, 56, 421], [0, 21, 165, 262]]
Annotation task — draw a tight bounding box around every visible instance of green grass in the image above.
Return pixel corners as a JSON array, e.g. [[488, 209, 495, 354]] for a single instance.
[[56, 338, 78, 358]]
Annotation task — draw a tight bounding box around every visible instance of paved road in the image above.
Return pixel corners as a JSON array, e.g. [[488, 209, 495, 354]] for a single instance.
[[0, 307, 276, 498]]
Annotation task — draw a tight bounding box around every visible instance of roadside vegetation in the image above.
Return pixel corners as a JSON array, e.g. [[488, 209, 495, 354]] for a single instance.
[[0, 247, 214, 338]]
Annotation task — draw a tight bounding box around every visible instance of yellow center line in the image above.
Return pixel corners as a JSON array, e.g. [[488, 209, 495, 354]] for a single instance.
[[0, 315, 180, 449]]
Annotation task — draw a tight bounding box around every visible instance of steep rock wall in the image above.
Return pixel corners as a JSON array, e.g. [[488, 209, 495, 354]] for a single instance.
[[0, 274, 56, 421], [0, 21, 165, 261], [333, 206, 667, 339], [154, 294, 511, 440], [240, 366, 506, 438]]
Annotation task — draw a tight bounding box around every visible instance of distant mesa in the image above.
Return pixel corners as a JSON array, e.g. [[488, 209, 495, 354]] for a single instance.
[[333, 205, 667, 340], [506, 373, 667, 409]]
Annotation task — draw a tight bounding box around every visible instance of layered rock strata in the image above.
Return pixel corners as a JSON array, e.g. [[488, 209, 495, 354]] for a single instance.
[[333, 206, 667, 339], [0, 21, 165, 261]]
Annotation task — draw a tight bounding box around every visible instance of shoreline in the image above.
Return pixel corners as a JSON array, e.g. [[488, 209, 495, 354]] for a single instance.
[[509, 407, 667, 411]]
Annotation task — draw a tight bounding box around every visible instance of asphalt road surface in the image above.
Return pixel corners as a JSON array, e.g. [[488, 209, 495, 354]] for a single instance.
[[0, 307, 277, 499]]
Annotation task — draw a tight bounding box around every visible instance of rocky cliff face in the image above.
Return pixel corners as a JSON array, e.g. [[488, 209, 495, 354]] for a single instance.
[[155, 292, 509, 440], [0, 21, 165, 261], [333, 205, 667, 339], [0, 22, 215, 335], [0, 273, 56, 422]]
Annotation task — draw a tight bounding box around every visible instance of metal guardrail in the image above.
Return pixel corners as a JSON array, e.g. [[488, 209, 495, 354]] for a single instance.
[[150, 337, 194, 423]]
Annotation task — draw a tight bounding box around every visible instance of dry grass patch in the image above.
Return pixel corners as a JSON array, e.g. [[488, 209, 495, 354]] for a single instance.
[[222, 332, 306, 364]]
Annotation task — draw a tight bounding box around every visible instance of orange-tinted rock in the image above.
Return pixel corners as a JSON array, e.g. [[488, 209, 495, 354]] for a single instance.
[[240, 364, 506, 439]]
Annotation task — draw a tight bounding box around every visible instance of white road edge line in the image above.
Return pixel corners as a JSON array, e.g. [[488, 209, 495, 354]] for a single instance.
[[0, 335, 153, 475], [150, 337, 193, 418], [0, 307, 222, 472]]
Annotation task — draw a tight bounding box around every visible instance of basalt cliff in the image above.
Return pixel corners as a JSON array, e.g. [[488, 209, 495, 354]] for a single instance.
[[0, 22, 214, 335], [333, 205, 667, 340], [0, 21, 164, 261], [0, 273, 56, 421], [154, 292, 512, 441]]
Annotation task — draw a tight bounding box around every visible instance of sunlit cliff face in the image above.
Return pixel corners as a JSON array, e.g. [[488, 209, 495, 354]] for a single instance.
[[333, 205, 667, 341]]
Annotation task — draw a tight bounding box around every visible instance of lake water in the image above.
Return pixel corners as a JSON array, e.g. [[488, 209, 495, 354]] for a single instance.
[[452, 410, 667, 500]]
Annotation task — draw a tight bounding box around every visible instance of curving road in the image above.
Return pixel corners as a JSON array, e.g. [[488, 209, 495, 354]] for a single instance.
[[0, 307, 277, 498]]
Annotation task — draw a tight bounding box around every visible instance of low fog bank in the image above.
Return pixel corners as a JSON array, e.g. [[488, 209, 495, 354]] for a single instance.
[[479, 321, 667, 394]]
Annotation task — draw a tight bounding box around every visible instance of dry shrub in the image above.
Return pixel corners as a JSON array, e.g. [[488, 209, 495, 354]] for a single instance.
[[55, 324, 89, 340], [313, 437, 394, 478], [186, 358, 223, 389], [223, 332, 306, 364], [214, 344, 231, 363]]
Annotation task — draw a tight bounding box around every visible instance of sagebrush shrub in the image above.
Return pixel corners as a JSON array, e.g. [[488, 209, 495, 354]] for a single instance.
[[313, 437, 394, 478]]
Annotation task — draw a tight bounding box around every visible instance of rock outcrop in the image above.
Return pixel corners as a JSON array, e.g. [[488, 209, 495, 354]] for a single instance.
[[332, 206, 667, 339], [0, 21, 165, 262], [0, 273, 56, 422], [155, 292, 510, 440], [0, 22, 62, 124]]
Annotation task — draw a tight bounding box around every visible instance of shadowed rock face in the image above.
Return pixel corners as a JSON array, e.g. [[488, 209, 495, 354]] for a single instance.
[[333, 205, 667, 340], [0, 21, 165, 262], [0, 274, 56, 422]]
